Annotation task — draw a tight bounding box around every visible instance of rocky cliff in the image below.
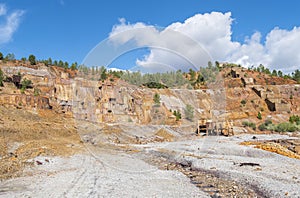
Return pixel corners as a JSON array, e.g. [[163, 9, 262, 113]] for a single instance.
[[0, 62, 299, 130]]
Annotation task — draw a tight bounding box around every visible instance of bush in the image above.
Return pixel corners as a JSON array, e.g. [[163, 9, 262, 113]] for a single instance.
[[242, 121, 256, 130], [258, 123, 268, 131], [289, 115, 300, 124], [173, 110, 181, 121], [275, 122, 297, 132], [241, 100, 247, 106], [258, 119, 275, 131], [257, 112, 262, 120], [153, 93, 160, 105], [184, 104, 194, 121], [265, 119, 272, 126], [20, 78, 32, 93]]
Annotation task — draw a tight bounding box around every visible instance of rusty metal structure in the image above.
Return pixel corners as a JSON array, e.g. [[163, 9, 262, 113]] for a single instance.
[[197, 118, 234, 136]]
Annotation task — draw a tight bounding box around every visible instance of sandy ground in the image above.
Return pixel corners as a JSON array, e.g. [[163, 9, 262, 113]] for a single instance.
[[1, 133, 300, 197]]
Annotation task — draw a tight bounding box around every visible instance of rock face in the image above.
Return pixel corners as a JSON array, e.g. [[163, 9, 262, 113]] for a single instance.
[[0, 64, 299, 127], [0, 94, 51, 109]]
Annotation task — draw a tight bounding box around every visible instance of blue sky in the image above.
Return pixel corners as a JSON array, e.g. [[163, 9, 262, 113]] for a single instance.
[[1, 0, 300, 72]]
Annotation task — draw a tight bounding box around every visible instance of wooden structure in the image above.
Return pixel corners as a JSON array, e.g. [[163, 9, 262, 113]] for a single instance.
[[197, 118, 234, 136]]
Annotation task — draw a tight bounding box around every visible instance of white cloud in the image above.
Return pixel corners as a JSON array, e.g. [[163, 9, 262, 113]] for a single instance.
[[106, 12, 300, 73], [265, 27, 300, 73], [0, 4, 24, 45], [0, 4, 7, 16], [227, 32, 270, 68]]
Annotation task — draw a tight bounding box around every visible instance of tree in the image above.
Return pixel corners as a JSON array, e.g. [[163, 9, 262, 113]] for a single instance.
[[58, 60, 64, 67], [48, 58, 52, 65], [292, 69, 300, 83], [21, 57, 26, 62], [271, 70, 278, 77], [100, 68, 107, 80], [278, 70, 283, 77], [153, 93, 160, 105], [207, 61, 213, 69], [0, 52, 3, 60], [264, 68, 271, 75], [185, 104, 194, 121], [5, 53, 15, 61], [71, 62, 77, 70], [43, 59, 49, 66], [54, 60, 58, 66], [215, 61, 220, 68], [28, 54, 36, 65], [189, 69, 196, 81], [64, 61, 69, 69]]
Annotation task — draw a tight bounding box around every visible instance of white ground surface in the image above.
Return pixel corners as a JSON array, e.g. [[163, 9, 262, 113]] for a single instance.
[[1, 134, 299, 198], [0, 152, 207, 198], [137, 134, 300, 197]]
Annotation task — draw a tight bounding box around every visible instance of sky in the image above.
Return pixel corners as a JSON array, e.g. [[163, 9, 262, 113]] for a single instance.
[[0, 0, 300, 73]]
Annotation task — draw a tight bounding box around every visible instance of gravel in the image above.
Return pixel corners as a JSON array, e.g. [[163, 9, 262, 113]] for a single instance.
[[138, 134, 300, 197], [1, 134, 299, 197], [0, 152, 208, 197]]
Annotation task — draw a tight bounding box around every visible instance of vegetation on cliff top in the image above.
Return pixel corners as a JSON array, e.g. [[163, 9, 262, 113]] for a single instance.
[[1, 52, 300, 86]]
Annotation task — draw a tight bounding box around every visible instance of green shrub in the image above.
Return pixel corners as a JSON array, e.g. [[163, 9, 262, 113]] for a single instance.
[[257, 112, 262, 120], [241, 100, 247, 106], [173, 110, 181, 121], [21, 78, 32, 90], [184, 104, 194, 121], [258, 119, 276, 131], [153, 93, 160, 105], [275, 122, 297, 132], [289, 115, 300, 124], [258, 123, 268, 131], [265, 119, 272, 126], [242, 121, 256, 130]]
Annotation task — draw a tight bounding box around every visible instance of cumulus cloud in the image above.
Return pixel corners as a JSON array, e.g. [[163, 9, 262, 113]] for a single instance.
[[265, 27, 300, 73], [0, 4, 24, 45], [104, 12, 300, 73]]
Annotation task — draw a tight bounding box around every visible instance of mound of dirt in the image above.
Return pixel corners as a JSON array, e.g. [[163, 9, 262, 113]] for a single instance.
[[0, 106, 83, 180], [155, 128, 174, 142]]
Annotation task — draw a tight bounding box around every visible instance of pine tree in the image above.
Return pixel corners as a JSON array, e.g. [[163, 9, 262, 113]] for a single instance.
[[28, 54, 36, 65]]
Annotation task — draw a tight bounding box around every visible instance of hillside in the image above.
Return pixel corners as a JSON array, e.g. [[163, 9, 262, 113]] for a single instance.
[[0, 59, 300, 197], [0, 60, 299, 127]]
